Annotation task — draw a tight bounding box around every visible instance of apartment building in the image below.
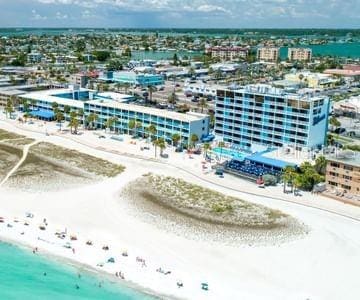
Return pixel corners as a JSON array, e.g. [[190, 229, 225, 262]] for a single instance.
[[19, 87, 209, 144], [206, 46, 249, 62], [326, 153, 360, 196], [288, 48, 312, 61], [257, 47, 279, 62], [215, 84, 330, 151], [84, 100, 209, 144]]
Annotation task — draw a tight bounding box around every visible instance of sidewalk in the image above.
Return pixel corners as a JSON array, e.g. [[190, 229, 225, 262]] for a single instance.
[[1, 113, 360, 221]]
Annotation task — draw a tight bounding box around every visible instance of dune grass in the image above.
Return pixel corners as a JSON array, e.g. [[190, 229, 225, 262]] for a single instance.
[[124, 173, 291, 229]]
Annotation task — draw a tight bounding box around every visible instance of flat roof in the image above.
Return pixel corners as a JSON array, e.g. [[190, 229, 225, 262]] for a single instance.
[[326, 152, 360, 167], [247, 152, 297, 169], [86, 99, 208, 123], [219, 84, 327, 102], [19, 88, 88, 109]]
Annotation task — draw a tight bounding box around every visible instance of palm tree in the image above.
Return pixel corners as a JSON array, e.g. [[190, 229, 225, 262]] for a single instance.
[[198, 97, 208, 113], [168, 92, 178, 105], [63, 105, 71, 121], [105, 117, 118, 132], [152, 139, 159, 157], [68, 116, 79, 134], [190, 134, 199, 148], [314, 155, 327, 175], [147, 124, 157, 141], [171, 133, 181, 147], [293, 174, 303, 195], [77, 108, 84, 128], [282, 166, 297, 193], [217, 141, 225, 160], [86, 113, 98, 130], [327, 134, 335, 146], [135, 121, 142, 137], [158, 137, 166, 156], [203, 142, 211, 158], [51, 101, 59, 112], [329, 116, 341, 131], [55, 111, 65, 131], [128, 119, 136, 136], [148, 85, 157, 104], [153, 137, 165, 158], [5, 99, 14, 118]]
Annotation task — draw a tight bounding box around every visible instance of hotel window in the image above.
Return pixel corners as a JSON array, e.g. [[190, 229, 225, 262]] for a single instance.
[[341, 184, 351, 190], [330, 162, 340, 168], [343, 175, 352, 180], [343, 165, 353, 171]]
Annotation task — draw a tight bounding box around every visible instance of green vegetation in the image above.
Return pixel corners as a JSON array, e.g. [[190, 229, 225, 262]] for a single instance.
[[122, 174, 306, 232], [31, 142, 125, 177], [282, 160, 325, 193]]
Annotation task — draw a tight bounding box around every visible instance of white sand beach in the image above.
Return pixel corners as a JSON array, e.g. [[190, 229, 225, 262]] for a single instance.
[[1, 116, 360, 300]]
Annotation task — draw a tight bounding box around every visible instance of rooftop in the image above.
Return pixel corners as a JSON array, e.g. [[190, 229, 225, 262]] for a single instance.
[[86, 99, 208, 123], [18, 88, 90, 109], [326, 151, 360, 167], [221, 84, 327, 101]]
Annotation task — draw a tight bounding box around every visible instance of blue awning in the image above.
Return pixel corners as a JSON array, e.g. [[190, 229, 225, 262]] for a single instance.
[[246, 153, 297, 169], [29, 110, 55, 119]]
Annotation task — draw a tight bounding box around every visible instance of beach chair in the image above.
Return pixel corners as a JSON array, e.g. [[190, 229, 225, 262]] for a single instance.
[[201, 282, 209, 291]]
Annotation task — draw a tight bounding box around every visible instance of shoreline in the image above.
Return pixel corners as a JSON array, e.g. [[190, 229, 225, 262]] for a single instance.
[[0, 215, 177, 300], [1, 117, 360, 299]]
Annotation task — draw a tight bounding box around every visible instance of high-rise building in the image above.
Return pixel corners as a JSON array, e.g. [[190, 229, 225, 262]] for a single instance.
[[288, 48, 312, 61], [257, 47, 279, 62], [215, 84, 330, 151]]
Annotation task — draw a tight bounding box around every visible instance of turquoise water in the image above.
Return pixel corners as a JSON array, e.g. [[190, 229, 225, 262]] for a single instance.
[[212, 147, 248, 160], [280, 42, 360, 59], [0, 241, 153, 300]]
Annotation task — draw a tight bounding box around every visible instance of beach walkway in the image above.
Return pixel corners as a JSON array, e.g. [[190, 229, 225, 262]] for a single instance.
[[0, 139, 40, 187]]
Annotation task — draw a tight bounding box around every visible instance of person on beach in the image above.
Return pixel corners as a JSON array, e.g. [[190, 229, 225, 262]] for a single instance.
[[72, 248, 75, 254]]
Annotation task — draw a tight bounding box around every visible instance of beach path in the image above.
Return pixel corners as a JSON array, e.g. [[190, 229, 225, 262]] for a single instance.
[[0, 140, 40, 187]]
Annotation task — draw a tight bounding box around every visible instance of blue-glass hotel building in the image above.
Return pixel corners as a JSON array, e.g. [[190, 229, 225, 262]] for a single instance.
[[215, 85, 330, 151]]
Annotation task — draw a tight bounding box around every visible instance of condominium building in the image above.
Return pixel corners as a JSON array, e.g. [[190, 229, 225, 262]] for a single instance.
[[288, 48, 312, 61], [19, 87, 209, 144], [206, 46, 249, 62], [326, 153, 360, 196], [257, 47, 279, 62], [215, 84, 330, 151], [84, 100, 209, 144]]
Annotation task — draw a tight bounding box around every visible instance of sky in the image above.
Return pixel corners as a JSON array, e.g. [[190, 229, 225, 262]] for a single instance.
[[0, 0, 359, 28]]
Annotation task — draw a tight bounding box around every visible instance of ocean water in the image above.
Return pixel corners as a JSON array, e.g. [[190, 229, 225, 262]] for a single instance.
[[0, 241, 154, 300], [280, 42, 360, 59]]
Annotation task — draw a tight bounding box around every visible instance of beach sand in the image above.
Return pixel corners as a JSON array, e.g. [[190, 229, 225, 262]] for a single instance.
[[1, 116, 360, 299]]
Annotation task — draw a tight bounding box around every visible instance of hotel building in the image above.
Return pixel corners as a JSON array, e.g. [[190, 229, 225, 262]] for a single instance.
[[84, 100, 209, 144], [288, 48, 312, 62], [19, 87, 209, 144], [206, 46, 249, 62], [214, 84, 330, 151], [326, 153, 360, 196], [257, 47, 280, 62]]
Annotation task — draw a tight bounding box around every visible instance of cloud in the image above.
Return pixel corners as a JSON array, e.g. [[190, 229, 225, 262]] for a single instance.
[[0, 0, 358, 27], [31, 9, 47, 20]]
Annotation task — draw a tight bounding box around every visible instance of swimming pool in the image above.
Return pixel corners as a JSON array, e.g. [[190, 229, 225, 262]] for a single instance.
[[211, 147, 249, 160]]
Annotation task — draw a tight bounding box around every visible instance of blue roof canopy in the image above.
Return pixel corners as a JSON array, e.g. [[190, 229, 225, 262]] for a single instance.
[[246, 153, 297, 169], [29, 110, 55, 119]]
